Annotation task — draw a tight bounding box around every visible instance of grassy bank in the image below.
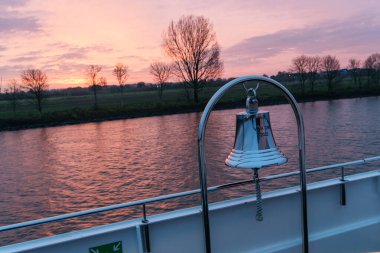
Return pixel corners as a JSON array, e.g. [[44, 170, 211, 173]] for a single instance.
[[1, 78, 380, 131]]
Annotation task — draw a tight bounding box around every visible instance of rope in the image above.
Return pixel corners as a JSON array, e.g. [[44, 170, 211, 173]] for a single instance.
[[253, 168, 264, 221]]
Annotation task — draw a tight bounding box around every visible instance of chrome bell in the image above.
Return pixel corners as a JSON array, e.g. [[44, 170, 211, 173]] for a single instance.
[[225, 86, 287, 221], [225, 88, 287, 169]]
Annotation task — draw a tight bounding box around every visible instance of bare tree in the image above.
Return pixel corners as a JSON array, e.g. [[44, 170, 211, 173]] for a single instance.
[[86, 65, 102, 109], [364, 55, 375, 86], [322, 55, 340, 93], [363, 53, 380, 86], [113, 63, 128, 94], [98, 76, 107, 86], [8, 79, 20, 112], [150, 61, 171, 99], [347, 58, 362, 88], [290, 55, 308, 96], [162, 15, 223, 103], [306, 56, 321, 94], [21, 69, 48, 113]]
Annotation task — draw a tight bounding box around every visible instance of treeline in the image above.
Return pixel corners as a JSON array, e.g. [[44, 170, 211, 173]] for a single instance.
[[0, 78, 229, 99], [274, 53, 380, 95], [0, 76, 231, 113], [2, 52, 380, 115]]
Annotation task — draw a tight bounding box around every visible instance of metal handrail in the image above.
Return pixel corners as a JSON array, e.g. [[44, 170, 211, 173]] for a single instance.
[[1, 155, 379, 233]]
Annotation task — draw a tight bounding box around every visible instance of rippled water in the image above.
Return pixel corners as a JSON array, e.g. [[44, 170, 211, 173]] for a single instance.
[[1, 96, 380, 245]]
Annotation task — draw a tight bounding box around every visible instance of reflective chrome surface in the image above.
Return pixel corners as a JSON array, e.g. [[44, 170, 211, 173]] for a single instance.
[[225, 111, 287, 169]]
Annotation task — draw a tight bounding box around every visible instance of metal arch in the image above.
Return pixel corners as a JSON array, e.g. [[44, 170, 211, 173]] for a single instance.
[[197, 75, 309, 253]]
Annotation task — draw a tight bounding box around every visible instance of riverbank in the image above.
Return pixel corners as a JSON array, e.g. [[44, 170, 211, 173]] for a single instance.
[[1, 82, 380, 132]]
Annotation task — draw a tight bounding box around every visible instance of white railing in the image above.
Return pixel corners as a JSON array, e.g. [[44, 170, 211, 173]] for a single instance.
[[0, 156, 379, 233]]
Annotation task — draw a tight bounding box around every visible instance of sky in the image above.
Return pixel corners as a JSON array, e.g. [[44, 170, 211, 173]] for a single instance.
[[0, 0, 379, 89]]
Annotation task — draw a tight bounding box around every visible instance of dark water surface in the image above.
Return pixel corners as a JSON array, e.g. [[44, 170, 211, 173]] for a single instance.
[[1, 96, 380, 245]]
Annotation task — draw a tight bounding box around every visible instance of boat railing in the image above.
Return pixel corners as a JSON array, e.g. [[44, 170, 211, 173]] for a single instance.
[[1, 155, 380, 233]]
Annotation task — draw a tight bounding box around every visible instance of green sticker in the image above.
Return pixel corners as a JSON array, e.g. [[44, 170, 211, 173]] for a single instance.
[[89, 241, 122, 253]]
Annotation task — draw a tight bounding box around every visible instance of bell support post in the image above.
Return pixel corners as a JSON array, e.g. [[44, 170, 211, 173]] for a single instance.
[[197, 75, 309, 253]]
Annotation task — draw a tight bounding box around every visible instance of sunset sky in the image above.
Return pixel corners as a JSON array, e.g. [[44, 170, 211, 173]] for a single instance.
[[0, 0, 379, 89]]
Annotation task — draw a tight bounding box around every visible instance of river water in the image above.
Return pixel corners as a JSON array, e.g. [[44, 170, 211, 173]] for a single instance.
[[1, 96, 380, 245]]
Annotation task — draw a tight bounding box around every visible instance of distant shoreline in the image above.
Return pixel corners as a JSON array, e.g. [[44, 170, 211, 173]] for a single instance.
[[1, 91, 379, 132]]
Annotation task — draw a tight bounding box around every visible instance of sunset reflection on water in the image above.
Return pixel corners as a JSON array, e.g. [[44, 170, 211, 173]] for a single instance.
[[0, 96, 380, 245]]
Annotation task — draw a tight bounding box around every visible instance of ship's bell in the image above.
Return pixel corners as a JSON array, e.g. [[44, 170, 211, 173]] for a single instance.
[[225, 88, 287, 169], [225, 86, 287, 221]]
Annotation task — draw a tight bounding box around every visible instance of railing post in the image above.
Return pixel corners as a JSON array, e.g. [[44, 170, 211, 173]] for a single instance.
[[340, 167, 347, 206], [141, 204, 151, 253]]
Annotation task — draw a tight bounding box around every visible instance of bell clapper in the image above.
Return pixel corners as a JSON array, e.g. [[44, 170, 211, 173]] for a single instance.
[[253, 168, 264, 221]]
